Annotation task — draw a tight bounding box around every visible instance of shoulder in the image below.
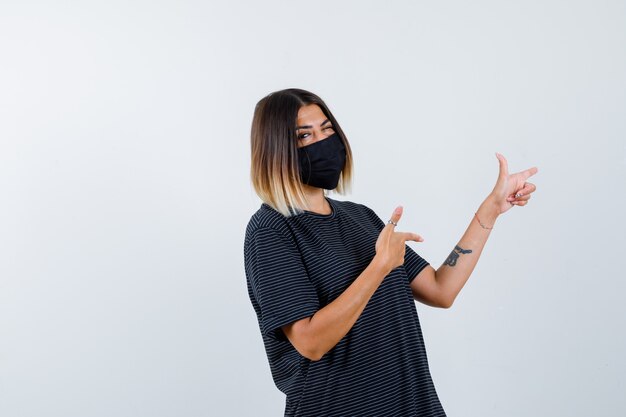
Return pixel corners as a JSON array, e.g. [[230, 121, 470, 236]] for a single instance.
[[330, 198, 385, 228], [243, 205, 303, 265], [333, 199, 376, 215], [245, 204, 291, 240], [329, 198, 367, 213]]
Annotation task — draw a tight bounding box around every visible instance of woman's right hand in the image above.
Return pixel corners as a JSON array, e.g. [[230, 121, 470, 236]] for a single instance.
[[374, 206, 424, 274]]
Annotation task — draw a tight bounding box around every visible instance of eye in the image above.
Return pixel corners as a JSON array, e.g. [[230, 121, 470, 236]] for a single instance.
[[297, 132, 310, 140], [324, 125, 334, 131]]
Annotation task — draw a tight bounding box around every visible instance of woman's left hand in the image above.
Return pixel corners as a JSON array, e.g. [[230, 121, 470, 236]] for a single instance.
[[490, 153, 538, 215]]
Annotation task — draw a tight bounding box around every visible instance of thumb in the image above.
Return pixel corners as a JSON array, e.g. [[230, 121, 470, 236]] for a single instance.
[[495, 152, 509, 180], [401, 232, 424, 243]]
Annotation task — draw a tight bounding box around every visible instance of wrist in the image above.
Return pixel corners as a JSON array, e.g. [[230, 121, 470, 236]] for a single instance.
[[370, 255, 392, 277], [477, 196, 500, 226]]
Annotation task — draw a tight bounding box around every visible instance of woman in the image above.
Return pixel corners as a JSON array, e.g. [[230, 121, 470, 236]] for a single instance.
[[244, 88, 538, 416]]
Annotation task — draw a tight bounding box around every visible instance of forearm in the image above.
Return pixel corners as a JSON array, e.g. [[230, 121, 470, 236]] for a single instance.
[[435, 196, 500, 306], [302, 258, 390, 360]]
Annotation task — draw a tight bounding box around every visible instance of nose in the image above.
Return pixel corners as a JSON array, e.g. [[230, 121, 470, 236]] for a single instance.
[[312, 130, 334, 144]]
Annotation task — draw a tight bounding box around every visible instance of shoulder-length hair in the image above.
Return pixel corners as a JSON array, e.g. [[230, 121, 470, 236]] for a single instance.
[[250, 88, 353, 216]]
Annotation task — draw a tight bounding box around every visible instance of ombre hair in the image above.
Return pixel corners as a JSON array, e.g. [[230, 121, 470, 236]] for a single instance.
[[250, 88, 353, 216]]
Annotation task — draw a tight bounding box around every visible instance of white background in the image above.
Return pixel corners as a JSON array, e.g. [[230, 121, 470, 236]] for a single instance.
[[1, 1, 625, 416]]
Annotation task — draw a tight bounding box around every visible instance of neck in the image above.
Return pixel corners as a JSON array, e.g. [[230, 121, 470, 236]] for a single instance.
[[302, 185, 331, 215]]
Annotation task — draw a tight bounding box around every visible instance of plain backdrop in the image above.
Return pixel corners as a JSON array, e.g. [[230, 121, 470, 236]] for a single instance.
[[1, 1, 625, 416]]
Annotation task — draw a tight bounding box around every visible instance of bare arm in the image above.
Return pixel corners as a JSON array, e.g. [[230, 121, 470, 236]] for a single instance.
[[410, 153, 538, 308], [282, 259, 389, 361], [409, 198, 498, 308], [282, 207, 422, 361], [437, 197, 503, 306]]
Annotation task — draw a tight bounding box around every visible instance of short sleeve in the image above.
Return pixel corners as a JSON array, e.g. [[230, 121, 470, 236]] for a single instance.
[[245, 227, 320, 341], [404, 245, 430, 284]]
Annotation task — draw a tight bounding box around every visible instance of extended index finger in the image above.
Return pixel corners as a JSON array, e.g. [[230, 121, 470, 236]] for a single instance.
[[521, 166, 539, 180], [387, 206, 403, 228]]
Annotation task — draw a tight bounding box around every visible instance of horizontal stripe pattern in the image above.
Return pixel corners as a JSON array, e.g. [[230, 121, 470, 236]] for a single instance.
[[244, 198, 446, 416]]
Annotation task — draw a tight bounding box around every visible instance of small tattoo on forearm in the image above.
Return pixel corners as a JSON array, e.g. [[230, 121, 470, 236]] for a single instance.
[[444, 245, 473, 267]]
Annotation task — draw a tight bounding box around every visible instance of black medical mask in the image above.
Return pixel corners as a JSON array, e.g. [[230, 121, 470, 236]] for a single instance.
[[297, 133, 346, 190]]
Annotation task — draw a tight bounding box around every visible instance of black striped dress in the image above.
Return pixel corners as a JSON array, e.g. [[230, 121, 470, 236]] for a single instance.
[[244, 198, 446, 416]]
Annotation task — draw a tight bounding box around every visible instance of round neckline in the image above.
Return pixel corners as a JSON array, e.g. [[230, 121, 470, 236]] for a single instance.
[[303, 197, 336, 219], [260, 197, 337, 219]]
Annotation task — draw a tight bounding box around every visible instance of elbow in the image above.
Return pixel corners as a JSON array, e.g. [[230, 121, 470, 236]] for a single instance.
[[290, 330, 325, 361], [283, 318, 327, 361], [296, 335, 326, 362], [297, 349, 323, 361], [305, 351, 324, 362], [438, 294, 455, 309], [300, 346, 325, 362]]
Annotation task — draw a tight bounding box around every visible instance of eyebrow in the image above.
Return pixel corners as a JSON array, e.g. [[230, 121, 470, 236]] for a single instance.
[[296, 119, 331, 130]]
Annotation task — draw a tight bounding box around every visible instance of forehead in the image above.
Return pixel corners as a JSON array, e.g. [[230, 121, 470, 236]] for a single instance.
[[296, 104, 326, 124]]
